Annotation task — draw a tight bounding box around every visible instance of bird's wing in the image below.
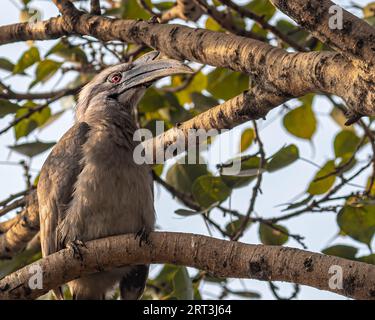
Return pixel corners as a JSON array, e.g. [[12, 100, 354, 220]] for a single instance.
[[38, 122, 90, 257]]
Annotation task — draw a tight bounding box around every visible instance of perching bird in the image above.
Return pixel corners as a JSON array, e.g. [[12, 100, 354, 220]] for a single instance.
[[37, 51, 192, 300]]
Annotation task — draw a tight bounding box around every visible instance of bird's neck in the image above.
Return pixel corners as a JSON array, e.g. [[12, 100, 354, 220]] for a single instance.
[[79, 101, 139, 138]]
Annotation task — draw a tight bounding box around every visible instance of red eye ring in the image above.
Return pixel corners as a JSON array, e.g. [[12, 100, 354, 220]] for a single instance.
[[108, 73, 122, 83]]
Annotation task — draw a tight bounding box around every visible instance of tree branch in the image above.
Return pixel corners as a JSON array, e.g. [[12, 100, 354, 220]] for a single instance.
[[270, 0, 375, 67], [142, 91, 285, 163], [0, 232, 374, 300], [0, 11, 373, 116], [90, 0, 101, 15], [0, 84, 81, 101], [0, 191, 39, 259], [218, 0, 307, 51]]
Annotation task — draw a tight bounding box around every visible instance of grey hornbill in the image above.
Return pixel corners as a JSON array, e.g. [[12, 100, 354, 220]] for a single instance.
[[38, 51, 192, 300]]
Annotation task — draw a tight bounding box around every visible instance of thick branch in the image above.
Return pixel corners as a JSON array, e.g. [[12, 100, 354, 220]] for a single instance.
[[143, 90, 284, 163], [0, 13, 373, 115], [271, 0, 375, 67], [0, 232, 374, 300], [0, 191, 39, 259]]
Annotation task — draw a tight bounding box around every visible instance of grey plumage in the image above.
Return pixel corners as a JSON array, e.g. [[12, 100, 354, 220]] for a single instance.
[[38, 52, 192, 300]]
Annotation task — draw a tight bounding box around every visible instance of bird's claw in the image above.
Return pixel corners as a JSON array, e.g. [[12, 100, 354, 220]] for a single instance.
[[135, 227, 151, 247], [148, 15, 160, 24], [67, 239, 87, 261]]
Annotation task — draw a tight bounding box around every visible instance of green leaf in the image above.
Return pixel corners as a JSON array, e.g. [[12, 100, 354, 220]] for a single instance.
[[250, 23, 268, 38], [240, 128, 255, 152], [259, 223, 288, 245], [366, 16, 375, 26], [283, 105, 316, 140], [333, 130, 360, 158], [205, 17, 223, 31], [166, 158, 208, 194], [164, 92, 191, 124], [246, 0, 276, 21], [0, 57, 15, 72], [207, 68, 248, 100], [139, 88, 166, 112], [322, 245, 358, 260], [190, 92, 218, 112], [173, 72, 207, 105], [153, 1, 175, 11], [221, 156, 263, 189], [38, 110, 65, 131], [275, 19, 309, 45], [204, 275, 227, 283], [267, 144, 299, 172], [192, 175, 231, 209], [122, 0, 151, 20], [8, 141, 55, 158], [151, 264, 193, 300], [152, 164, 164, 177], [225, 216, 252, 235], [14, 103, 51, 140], [363, 2, 375, 18], [282, 194, 313, 211], [174, 209, 202, 216], [357, 254, 375, 265], [337, 153, 357, 173], [0, 99, 19, 118], [13, 47, 40, 74], [307, 160, 336, 195], [46, 40, 87, 64], [337, 205, 375, 245], [172, 266, 193, 300], [29, 59, 62, 89], [366, 176, 375, 197]]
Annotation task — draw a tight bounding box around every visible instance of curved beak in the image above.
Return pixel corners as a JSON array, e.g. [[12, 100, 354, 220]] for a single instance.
[[118, 52, 194, 92]]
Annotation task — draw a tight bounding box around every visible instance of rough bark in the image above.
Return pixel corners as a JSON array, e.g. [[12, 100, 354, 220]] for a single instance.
[[271, 0, 375, 68], [0, 0, 374, 259], [0, 232, 374, 300], [0, 9, 374, 116], [143, 91, 285, 163], [0, 192, 39, 259]]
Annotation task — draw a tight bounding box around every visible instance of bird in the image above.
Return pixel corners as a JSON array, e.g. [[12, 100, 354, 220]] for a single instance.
[[37, 51, 193, 300]]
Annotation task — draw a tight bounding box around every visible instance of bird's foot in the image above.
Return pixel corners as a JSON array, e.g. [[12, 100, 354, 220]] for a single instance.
[[67, 239, 87, 261], [135, 227, 151, 247], [148, 15, 160, 24]]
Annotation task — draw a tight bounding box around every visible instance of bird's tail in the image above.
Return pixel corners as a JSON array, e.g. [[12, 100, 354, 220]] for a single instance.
[[119, 265, 149, 300]]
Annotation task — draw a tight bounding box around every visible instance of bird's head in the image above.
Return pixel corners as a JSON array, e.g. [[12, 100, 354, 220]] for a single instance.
[[76, 51, 193, 121]]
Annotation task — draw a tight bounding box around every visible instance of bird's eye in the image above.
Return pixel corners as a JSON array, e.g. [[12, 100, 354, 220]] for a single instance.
[[108, 73, 122, 84]]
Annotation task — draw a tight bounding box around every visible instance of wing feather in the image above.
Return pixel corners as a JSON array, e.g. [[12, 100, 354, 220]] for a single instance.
[[38, 122, 90, 257]]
